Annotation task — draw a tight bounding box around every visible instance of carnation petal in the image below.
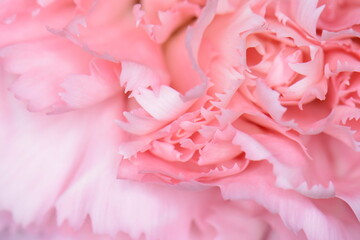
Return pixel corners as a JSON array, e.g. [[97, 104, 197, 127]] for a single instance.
[[119, 61, 167, 95], [254, 79, 287, 122], [304, 134, 360, 224], [116, 109, 167, 135], [294, 0, 324, 37], [57, 156, 223, 239], [134, 1, 201, 43], [0, 37, 91, 113], [133, 86, 195, 121], [318, 0, 360, 32], [57, 0, 168, 75], [0, 1, 73, 47], [183, 0, 218, 101], [216, 162, 351, 240], [60, 59, 120, 109], [0, 69, 123, 226]]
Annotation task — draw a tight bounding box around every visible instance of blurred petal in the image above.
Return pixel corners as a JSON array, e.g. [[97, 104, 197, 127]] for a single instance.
[[0, 66, 124, 226]]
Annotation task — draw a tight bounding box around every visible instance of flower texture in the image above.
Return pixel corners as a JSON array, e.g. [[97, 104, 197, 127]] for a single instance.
[[1, 0, 360, 239]]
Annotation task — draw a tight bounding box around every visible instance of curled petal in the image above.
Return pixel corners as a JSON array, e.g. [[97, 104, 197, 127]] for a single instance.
[[133, 86, 195, 121]]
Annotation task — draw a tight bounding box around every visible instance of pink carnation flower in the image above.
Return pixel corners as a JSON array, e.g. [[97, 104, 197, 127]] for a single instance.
[[1, 0, 360, 239]]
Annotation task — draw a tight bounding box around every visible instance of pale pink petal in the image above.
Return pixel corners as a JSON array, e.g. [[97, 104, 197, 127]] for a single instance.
[[116, 109, 167, 135], [277, 0, 325, 37], [133, 86, 195, 121], [163, 24, 203, 94], [56, 153, 224, 239], [254, 79, 287, 122], [2, 0, 360, 239], [233, 129, 335, 198], [0, 0, 39, 22], [73, 0, 93, 11], [118, 150, 248, 183], [0, 217, 131, 240], [183, 0, 218, 101], [198, 125, 243, 165], [120, 61, 168, 95], [37, 0, 56, 7], [326, 106, 360, 148], [325, 123, 360, 152], [294, 0, 325, 37], [321, 28, 360, 41], [206, 201, 269, 239], [255, 133, 335, 198], [118, 137, 155, 160], [0, 68, 124, 227], [134, 1, 201, 43], [318, 0, 360, 32], [56, 0, 168, 76], [283, 99, 333, 134], [286, 46, 326, 104], [60, 59, 120, 109], [267, 19, 314, 46], [0, 37, 91, 113], [0, 1, 75, 47], [304, 134, 360, 228], [200, 3, 265, 72], [215, 162, 355, 240], [324, 49, 360, 77], [263, 213, 307, 240]]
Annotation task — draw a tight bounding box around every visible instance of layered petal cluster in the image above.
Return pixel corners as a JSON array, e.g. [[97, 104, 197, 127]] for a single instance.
[[1, 0, 360, 239]]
